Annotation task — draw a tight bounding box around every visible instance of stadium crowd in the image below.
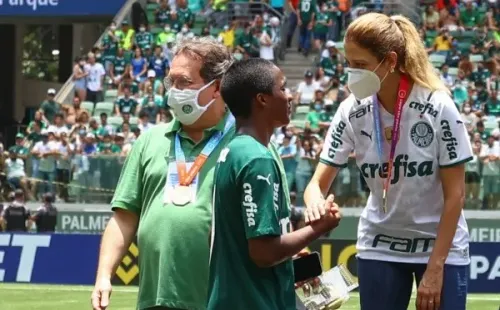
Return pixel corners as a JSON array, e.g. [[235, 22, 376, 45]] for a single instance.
[[0, 0, 498, 211]]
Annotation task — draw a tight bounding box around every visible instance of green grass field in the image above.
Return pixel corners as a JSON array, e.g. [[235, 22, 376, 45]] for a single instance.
[[0, 284, 498, 310]]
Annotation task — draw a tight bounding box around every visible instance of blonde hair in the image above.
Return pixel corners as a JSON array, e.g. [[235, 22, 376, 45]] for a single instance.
[[345, 13, 448, 94]]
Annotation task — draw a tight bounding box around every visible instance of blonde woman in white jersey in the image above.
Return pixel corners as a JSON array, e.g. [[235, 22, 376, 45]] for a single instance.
[[304, 13, 472, 310]]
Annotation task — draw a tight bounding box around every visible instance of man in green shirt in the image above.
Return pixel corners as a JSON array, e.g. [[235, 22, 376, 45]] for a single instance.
[[135, 23, 154, 51], [484, 91, 500, 117], [9, 133, 29, 160], [177, 0, 194, 27], [114, 86, 139, 116], [39, 88, 61, 124], [459, 1, 481, 30], [109, 48, 128, 87], [101, 22, 123, 70], [298, 0, 316, 55], [91, 37, 235, 310], [208, 59, 340, 309], [313, 4, 331, 48]]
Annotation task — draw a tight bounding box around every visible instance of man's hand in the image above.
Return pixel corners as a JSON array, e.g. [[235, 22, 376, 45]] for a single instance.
[[91, 277, 113, 310]]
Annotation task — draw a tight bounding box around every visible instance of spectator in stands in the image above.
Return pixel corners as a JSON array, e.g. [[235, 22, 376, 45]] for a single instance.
[[458, 53, 474, 77], [460, 102, 480, 130], [320, 41, 340, 76], [258, 26, 274, 61], [101, 22, 123, 72], [119, 73, 141, 98], [120, 21, 135, 51], [305, 89, 325, 132], [218, 24, 235, 49], [136, 23, 154, 51], [236, 22, 260, 58], [465, 142, 481, 208], [295, 138, 316, 206], [109, 48, 127, 88], [169, 10, 183, 33], [286, 0, 300, 48], [56, 133, 73, 202], [40, 88, 61, 124], [65, 96, 87, 126], [85, 52, 106, 104], [460, 0, 481, 31], [314, 67, 330, 88], [48, 113, 69, 137], [422, 5, 440, 30], [31, 129, 59, 197], [27, 110, 47, 134], [137, 111, 154, 133], [4, 150, 29, 197], [433, 28, 453, 55], [73, 56, 88, 102], [131, 47, 148, 87], [298, 0, 315, 56], [440, 64, 454, 88], [177, 0, 194, 28], [278, 134, 298, 191], [115, 86, 140, 116], [480, 135, 500, 209], [145, 69, 164, 95], [150, 46, 170, 81], [9, 133, 29, 160], [156, 0, 171, 25], [295, 70, 319, 105], [485, 90, 500, 116], [313, 3, 332, 51], [96, 113, 114, 138]]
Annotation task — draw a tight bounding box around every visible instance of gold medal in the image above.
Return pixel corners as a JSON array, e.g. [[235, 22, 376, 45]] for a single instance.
[[171, 185, 192, 206]]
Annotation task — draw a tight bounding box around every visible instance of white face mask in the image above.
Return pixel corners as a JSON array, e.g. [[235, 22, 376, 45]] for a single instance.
[[167, 80, 215, 125], [165, 27, 171, 32], [110, 25, 116, 31], [347, 59, 389, 100], [182, 27, 188, 33], [140, 27, 146, 32], [463, 107, 471, 113]]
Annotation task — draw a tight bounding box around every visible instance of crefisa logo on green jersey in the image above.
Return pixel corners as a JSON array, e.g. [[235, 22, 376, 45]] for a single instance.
[[243, 183, 257, 227], [327, 120, 347, 159], [360, 154, 434, 184]]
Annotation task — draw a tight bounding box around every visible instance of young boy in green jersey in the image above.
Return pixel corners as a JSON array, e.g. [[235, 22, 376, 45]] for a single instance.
[[207, 58, 340, 310]]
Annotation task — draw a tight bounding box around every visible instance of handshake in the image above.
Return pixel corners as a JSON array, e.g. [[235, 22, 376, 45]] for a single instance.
[[305, 194, 342, 233]]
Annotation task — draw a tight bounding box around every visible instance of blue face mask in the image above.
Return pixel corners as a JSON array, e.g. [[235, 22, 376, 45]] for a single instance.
[[472, 95, 478, 101], [314, 104, 322, 112]]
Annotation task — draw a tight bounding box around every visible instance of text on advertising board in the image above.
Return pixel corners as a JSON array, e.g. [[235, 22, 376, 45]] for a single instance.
[[0, 0, 126, 16]]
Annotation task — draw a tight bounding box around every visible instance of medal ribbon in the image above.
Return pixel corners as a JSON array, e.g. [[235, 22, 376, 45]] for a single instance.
[[372, 75, 409, 212], [174, 114, 235, 186]]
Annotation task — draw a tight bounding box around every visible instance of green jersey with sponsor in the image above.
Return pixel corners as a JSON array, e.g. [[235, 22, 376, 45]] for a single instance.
[[102, 33, 122, 62], [177, 7, 193, 26], [8, 145, 29, 157], [320, 57, 338, 77], [314, 11, 330, 33], [135, 31, 153, 50], [208, 135, 295, 310], [299, 0, 316, 23], [112, 57, 127, 76], [115, 96, 139, 115]]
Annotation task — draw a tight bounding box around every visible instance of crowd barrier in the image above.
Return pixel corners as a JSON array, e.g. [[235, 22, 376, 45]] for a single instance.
[[13, 155, 500, 208], [0, 233, 498, 293]]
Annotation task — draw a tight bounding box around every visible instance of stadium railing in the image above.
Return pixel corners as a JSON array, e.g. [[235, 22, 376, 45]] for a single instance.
[[13, 155, 500, 210]]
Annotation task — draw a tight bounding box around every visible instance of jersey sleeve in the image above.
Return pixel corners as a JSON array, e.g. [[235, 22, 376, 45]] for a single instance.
[[238, 157, 282, 239], [436, 93, 473, 167], [319, 106, 355, 168]]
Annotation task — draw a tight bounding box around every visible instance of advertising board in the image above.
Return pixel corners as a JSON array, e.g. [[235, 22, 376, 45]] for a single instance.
[[0, 233, 496, 293], [0, 0, 126, 16]]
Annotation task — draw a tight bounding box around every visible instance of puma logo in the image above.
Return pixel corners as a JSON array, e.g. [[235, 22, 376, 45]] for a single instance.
[[361, 130, 372, 141], [256, 174, 271, 185]]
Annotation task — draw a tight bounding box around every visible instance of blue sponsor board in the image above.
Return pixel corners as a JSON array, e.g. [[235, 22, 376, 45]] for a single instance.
[[0, 0, 126, 16], [0, 233, 100, 285], [469, 242, 500, 293], [0, 233, 498, 294]]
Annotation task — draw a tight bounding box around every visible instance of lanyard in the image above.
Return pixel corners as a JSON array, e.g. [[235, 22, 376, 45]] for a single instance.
[[174, 114, 235, 186], [372, 75, 409, 212]]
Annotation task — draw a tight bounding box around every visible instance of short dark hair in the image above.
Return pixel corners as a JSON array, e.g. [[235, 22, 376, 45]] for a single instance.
[[221, 58, 277, 119]]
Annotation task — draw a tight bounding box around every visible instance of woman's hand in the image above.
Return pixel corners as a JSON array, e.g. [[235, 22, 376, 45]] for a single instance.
[[304, 194, 335, 224], [416, 265, 444, 310]]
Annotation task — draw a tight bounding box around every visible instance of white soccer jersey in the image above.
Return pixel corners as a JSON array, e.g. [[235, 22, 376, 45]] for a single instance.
[[320, 85, 473, 265]]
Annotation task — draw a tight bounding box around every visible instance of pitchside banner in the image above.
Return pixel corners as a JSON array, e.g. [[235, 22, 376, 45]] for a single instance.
[[0, 233, 498, 293], [0, 0, 126, 16], [55, 211, 500, 243]]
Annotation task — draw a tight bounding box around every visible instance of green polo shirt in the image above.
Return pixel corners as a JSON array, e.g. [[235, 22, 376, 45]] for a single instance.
[[112, 113, 290, 310], [111, 112, 235, 310]]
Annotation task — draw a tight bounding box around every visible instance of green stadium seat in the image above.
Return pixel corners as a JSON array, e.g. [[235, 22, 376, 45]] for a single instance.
[[429, 54, 446, 67], [448, 67, 459, 76], [94, 101, 115, 117], [129, 117, 139, 126], [107, 116, 123, 128], [469, 54, 484, 63], [457, 42, 472, 53], [210, 28, 222, 36], [426, 30, 438, 39], [195, 15, 207, 23], [191, 28, 202, 36], [151, 27, 163, 35], [290, 119, 306, 129], [146, 3, 159, 10], [81, 101, 95, 115], [104, 89, 118, 102]]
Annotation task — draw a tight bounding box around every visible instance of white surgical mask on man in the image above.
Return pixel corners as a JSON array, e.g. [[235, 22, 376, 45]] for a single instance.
[[181, 27, 188, 33], [167, 80, 215, 125], [347, 59, 390, 100], [140, 27, 146, 32]]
